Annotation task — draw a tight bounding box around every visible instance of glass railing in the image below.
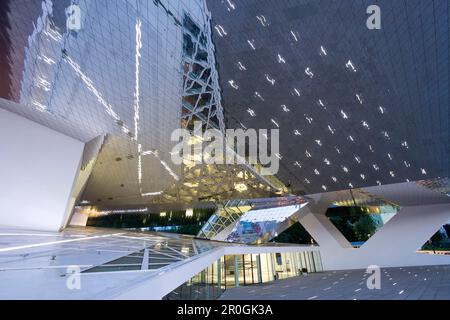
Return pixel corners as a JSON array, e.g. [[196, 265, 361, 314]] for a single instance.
[[197, 200, 253, 240]]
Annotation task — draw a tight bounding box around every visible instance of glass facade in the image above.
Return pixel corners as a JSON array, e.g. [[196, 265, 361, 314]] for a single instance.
[[163, 259, 224, 300], [163, 250, 322, 300]]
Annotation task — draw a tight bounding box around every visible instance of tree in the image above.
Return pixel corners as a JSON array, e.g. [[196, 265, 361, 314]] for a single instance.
[[353, 215, 377, 241]]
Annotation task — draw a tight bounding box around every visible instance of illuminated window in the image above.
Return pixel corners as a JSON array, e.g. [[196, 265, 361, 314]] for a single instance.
[[185, 208, 194, 218]]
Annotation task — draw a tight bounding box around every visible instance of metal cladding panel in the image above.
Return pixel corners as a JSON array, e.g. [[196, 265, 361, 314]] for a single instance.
[[207, 0, 450, 194], [0, 0, 208, 205]]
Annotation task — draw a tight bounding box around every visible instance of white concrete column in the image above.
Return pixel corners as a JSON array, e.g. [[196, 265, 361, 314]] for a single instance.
[[298, 201, 450, 270], [297, 192, 353, 250]]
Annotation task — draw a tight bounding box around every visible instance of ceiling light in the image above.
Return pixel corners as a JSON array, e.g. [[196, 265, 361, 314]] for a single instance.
[[277, 53, 286, 64], [247, 108, 256, 117], [215, 25, 227, 37], [228, 80, 239, 89], [184, 182, 199, 188], [290, 30, 299, 42], [346, 60, 357, 72], [237, 61, 247, 71], [234, 183, 248, 192], [256, 15, 268, 27], [142, 191, 163, 197], [281, 105, 290, 112], [305, 67, 314, 78], [247, 40, 256, 50], [265, 74, 275, 85], [356, 94, 363, 104]]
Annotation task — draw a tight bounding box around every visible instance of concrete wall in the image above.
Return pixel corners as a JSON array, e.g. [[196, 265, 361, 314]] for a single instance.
[[0, 108, 84, 231]]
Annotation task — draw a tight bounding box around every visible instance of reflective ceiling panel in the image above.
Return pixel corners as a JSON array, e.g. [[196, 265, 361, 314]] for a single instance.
[[207, 0, 449, 194]]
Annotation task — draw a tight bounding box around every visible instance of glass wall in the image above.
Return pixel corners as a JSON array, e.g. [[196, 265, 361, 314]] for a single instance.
[[163, 250, 322, 300], [163, 260, 223, 300]]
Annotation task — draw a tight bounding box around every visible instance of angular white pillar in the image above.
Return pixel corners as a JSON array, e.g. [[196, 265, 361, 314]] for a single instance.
[[298, 197, 450, 270], [0, 108, 84, 231]]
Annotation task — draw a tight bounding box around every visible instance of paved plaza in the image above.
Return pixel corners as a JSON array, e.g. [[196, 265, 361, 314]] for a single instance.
[[220, 265, 450, 300]]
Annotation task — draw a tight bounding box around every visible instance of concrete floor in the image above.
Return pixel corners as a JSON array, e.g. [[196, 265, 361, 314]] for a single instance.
[[0, 227, 222, 299], [220, 265, 450, 300], [0, 227, 317, 299]]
